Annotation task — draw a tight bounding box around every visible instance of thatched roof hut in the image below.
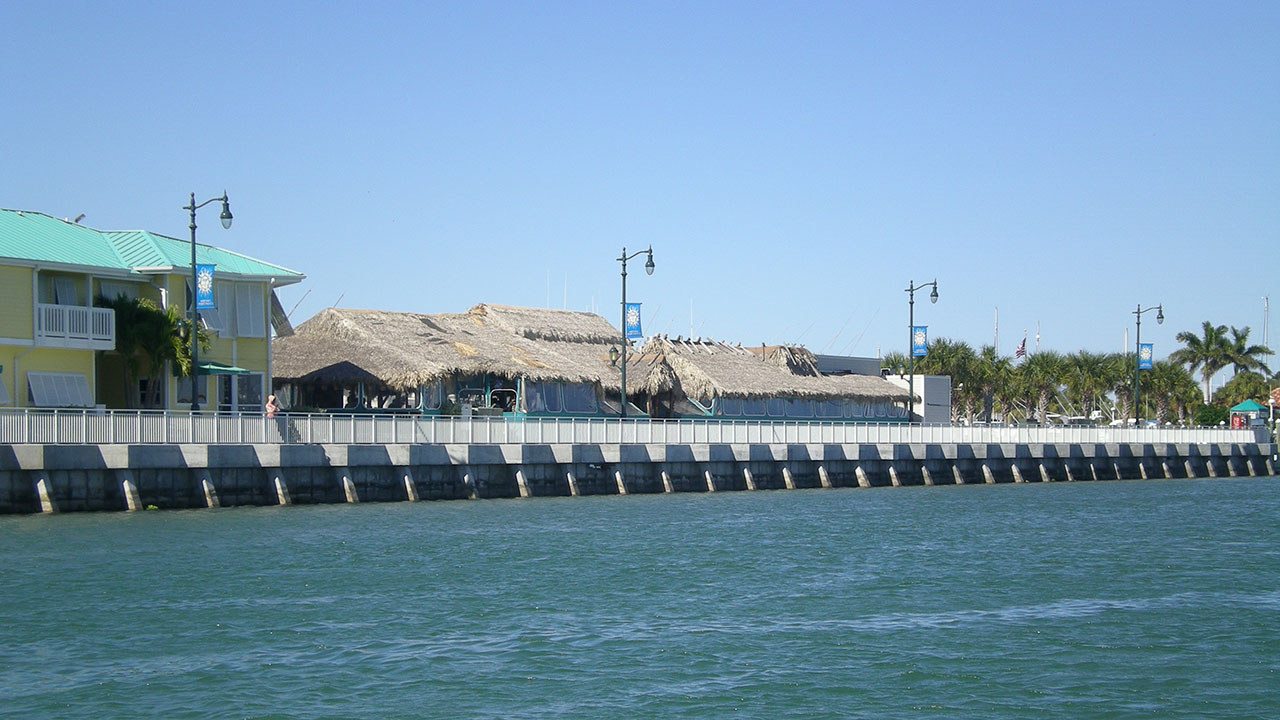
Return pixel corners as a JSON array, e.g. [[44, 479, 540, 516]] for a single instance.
[[638, 336, 911, 403], [272, 304, 647, 393]]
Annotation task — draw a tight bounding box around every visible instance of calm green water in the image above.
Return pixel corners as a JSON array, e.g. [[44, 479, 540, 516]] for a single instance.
[[1, 477, 1277, 719]]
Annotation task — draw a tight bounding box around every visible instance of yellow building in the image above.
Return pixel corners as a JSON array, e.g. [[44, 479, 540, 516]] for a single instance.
[[0, 208, 304, 411]]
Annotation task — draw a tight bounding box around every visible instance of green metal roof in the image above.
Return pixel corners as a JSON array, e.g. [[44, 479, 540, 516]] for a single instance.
[[0, 208, 304, 282], [0, 210, 130, 269]]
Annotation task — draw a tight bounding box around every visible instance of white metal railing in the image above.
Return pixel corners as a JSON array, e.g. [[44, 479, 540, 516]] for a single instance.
[[36, 304, 115, 346], [0, 408, 1270, 447]]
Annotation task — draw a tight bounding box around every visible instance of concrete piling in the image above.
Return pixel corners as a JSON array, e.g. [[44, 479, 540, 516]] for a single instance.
[[402, 470, 419, 502], [202, 478, 221, 508], [36, 477, 56, 513], [515, 469, 531, 498], [856, 466, 870, 488], [1113, 462, 1122, 480], [1185, 460, 1196, 479], [274, 475, 292, 505], [1011, 465, 1025, 483], [1267, 459, 1275, 476], [463, 472, 478, 500], [889, 466, 901, 487], [615, 470, 627, 495], [1161, 461, 1172, 479], [121, 473, 141, 511], [566, 471, 580, 496], [818, 465, 832, 489], [1065, 464, 1076, 482], [982, 464, 996, 484], [704, 470, 716, 492], [782, 467, 796, 490], [661, 471, 674, 493], [921, 466, 934, 486], [1207, 459, 1218, 478], [342, 474, 359, 503], [1039, 463, 1051, 483], [1227, 458, 1238, 478], [743, 468, 756, 491], [952, 465, 965, 485], [1138, 461, 1148, 480]]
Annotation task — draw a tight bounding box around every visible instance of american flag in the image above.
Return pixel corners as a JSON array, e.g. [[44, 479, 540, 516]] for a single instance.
[[1015, 337, 1027, 358]]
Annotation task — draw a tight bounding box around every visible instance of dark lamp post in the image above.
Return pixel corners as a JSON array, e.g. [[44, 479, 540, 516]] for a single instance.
[[1132, 302, 1163, 425], [184, 191, 232, 412], [905, 278, 939, 423], [617, 245, 654, 419]]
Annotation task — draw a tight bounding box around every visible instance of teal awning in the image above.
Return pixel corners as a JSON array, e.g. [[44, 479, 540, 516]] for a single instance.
[[197, 361, 251, 376], [1230, 399, 1267, 412]]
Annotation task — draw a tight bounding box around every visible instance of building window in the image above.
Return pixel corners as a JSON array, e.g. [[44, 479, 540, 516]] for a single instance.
[[53, 277, 79, 305], [98, 280, 138, 302], [562, 383, 598, 414], [177, 377, 208, 406], [27, 372, 93, 408]]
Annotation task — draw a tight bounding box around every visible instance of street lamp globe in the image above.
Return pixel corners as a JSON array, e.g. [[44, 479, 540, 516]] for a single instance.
[[929, 284, 939, 304], [219, 195, 233, 229], [644, 250, 655, 276], [1156, 307, 1164, 325]]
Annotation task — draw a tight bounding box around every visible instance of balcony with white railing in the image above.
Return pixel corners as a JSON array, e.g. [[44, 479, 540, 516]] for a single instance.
[[36, 303, 115, 350]]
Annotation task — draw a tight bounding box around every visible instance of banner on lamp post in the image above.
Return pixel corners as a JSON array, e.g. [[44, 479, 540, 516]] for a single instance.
[[195, 265, 216, 309], [624, 303, 643, 339], [912, 326, 928, 357], [1138, 343, 1153, 370]]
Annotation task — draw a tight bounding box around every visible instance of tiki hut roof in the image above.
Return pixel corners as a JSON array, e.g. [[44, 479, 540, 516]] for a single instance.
[[273, 304, 635, 392], [638, 336, 911, 402]]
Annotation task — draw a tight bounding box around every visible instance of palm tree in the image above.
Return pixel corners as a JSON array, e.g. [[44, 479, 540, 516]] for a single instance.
[[976, 345, 1013, 423], [915, 338, 979, 422], [1144, 360, 1198, 424], [1105, 352, 1135, 422], [1170, 321, 1233, 404], [1065, 350, 1113, 420], [1017, 350, 1067, 423], [1214, 370, 1270, 409], [95, 294, 209, 409], [1226, 325, 1273, 377], [881, 351, 909, 375]]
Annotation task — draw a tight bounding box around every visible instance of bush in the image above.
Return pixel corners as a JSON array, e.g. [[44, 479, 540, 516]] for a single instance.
[[1192, 404, 1229, 427]]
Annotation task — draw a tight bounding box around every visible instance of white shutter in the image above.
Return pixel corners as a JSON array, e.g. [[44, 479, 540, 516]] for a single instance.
[[213, 281, 234, 334], [98, 281, 137, 301], [235, 283, 264, 337], [27, 372, 93, 407], [54, 277, 78, 305], [0, 375, 11, 404]]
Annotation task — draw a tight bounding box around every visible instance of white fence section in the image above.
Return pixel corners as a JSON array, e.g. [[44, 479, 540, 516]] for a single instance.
[[0, 409, 1269, 447]]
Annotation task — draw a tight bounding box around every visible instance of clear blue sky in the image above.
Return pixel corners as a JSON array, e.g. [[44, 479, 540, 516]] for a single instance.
[[3, 1, 1276, 378]]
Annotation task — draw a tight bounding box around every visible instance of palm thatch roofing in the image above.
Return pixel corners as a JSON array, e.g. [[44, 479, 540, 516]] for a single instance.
[[272, 304, 638, 392], [637, 336, 911, 403], [273, 303, 905, 404]]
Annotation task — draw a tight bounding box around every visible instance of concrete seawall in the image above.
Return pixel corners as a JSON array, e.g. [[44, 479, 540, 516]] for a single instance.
[[2, 440, 1273, 514]]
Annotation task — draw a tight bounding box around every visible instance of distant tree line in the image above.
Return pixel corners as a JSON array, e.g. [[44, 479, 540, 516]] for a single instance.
[[882, 322, 1274, 426]]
